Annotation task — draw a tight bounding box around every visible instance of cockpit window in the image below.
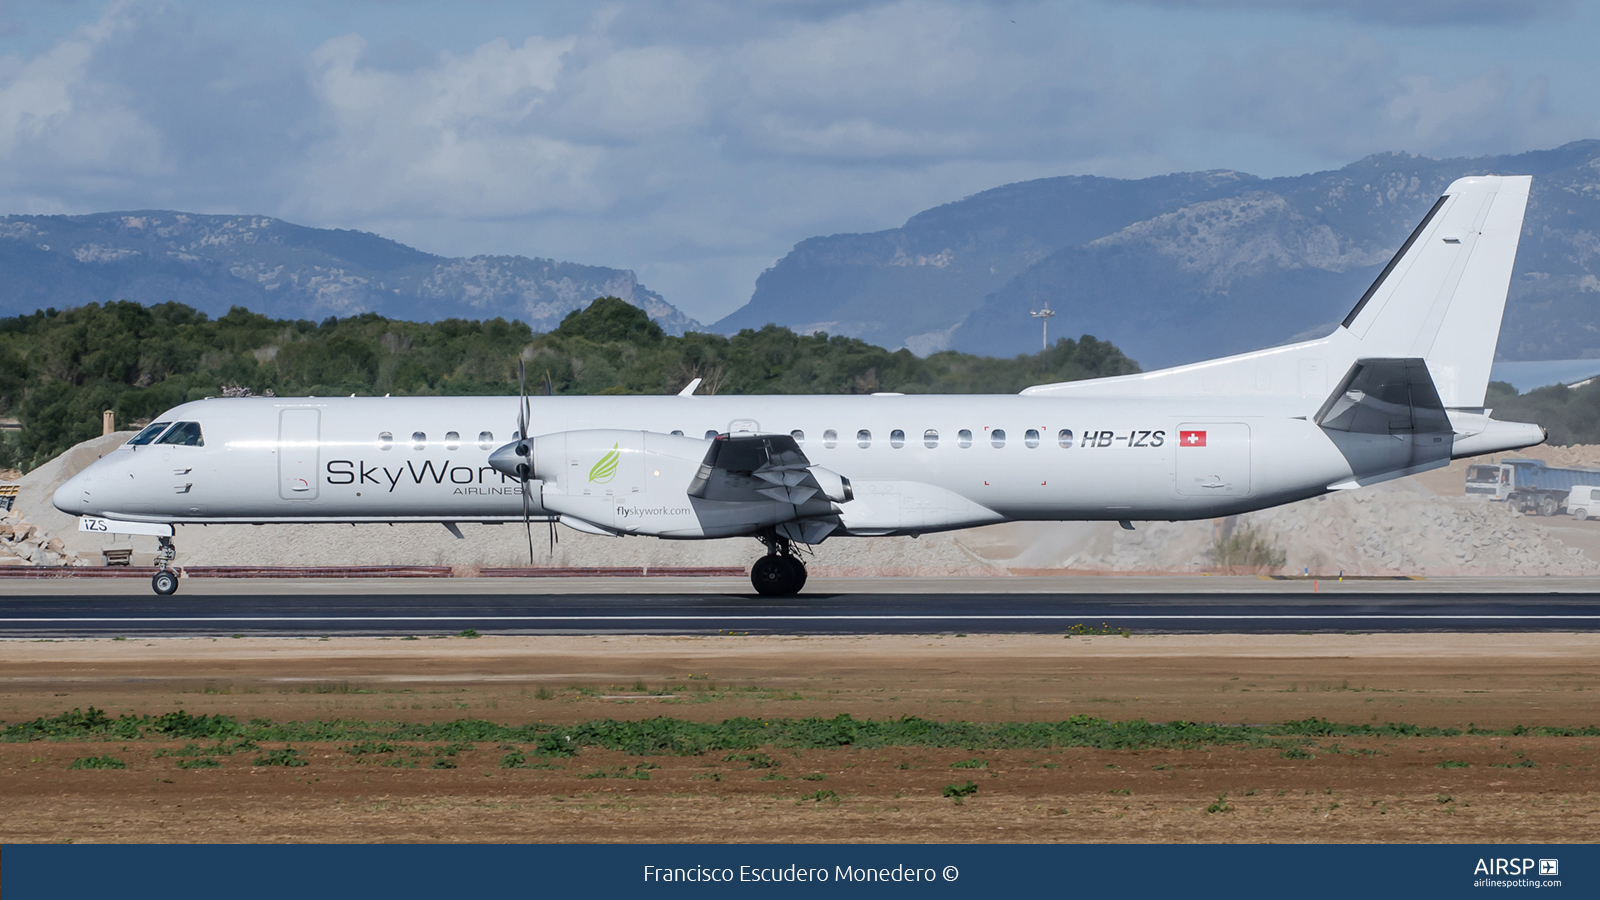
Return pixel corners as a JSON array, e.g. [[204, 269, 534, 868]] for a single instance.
[[156, 421, 204, 447], [127, 422, 172, 446]]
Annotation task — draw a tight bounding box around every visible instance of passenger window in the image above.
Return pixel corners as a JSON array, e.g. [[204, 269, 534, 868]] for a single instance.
[[380, 431, 394, 450], [1058, 429, 1074, 449], [704, 430, 719, 441], [791, 429, 805, 445], [156, 421, 204, 447], [924, 429, 939, 448], [412, 431, 427, 450], [1025, 428, 1040, 448], [958, 429, 973, 448], [445, 431, 460, 450], [128, 422, 172, 446], [671, 430, 684, 436], [991, 429, 1006, 448], [857, 429, 872, 448], [824, 429, 838, 448], [477, 431, 493, 450], [890, 429, 905, 448]]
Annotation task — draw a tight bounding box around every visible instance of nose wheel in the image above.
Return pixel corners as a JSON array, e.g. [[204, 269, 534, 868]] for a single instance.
[[151, 569, 179, 596], [751, 532, 807, 596], [151, 536, 179, 596]]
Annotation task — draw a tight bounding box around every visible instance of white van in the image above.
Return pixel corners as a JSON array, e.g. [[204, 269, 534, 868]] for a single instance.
[[1569, 486, 1600, 521]]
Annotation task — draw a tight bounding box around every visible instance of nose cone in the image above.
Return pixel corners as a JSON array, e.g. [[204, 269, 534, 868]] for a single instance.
[[53, 468, 91, 515], [488, 439, 534, 480]]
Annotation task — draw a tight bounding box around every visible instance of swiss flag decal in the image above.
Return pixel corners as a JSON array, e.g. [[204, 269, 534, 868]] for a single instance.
[[1179, 430, 1207, 447]]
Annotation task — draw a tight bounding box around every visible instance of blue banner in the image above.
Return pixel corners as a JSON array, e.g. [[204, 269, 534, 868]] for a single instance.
[[2, 844, 1592, 898]]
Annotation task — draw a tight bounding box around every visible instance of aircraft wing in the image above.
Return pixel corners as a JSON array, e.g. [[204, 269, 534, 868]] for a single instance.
[[686, 433, 844, 507]]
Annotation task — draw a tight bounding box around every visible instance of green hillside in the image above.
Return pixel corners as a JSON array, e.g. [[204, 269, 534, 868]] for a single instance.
[[0, 297, 1138, 470]]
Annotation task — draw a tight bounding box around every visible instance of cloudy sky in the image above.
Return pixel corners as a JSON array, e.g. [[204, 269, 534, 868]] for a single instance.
[[0, 0, 1593, 323]]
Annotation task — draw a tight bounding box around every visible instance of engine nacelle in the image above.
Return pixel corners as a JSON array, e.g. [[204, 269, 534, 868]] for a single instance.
[[489, 429, 850, 539], [524, 430, 709, 537]]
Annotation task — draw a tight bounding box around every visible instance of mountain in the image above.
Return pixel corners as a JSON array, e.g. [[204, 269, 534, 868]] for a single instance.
[[716, 141, 1600, 367], [0, 212, 702, 334]]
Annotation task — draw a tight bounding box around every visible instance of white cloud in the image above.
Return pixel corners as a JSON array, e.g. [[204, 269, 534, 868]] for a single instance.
[[1180, 36, 1577, 161], [1119, 0, 1575, 27], [0, 0, 1593, 323]]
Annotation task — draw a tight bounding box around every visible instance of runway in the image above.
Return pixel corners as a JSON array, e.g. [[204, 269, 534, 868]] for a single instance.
[[3, 578, 1599, 636]]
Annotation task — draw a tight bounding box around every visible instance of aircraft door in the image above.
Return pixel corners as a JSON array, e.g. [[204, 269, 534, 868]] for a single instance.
[[278, 408, 320, 500], [1175, 422, 1251, 497]]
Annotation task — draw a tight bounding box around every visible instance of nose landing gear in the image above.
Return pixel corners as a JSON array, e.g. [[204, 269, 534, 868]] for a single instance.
[[152, 536, 179, 596], [750, 531, 807, 596]]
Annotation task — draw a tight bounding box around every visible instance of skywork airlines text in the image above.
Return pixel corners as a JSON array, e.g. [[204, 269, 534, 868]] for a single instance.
[[325, 459, 519, 493]]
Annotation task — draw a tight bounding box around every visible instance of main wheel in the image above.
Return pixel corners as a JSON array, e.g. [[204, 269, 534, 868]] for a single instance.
[[751, 555, 802, 596], [152, 569, 179, 596], [783, 555, 808, 591]]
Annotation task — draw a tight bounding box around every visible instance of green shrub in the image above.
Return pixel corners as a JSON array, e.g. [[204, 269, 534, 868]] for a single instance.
[[1435, 760, 1471, 769], [951, 758, 988, 769], [178, 757, 221, 769], [1207, 524, 1286, 573], [943, 781, 978, 800], [68, 755, 125, 770], [800, 789, 839, 803], [1279, 748, 1314, 760]]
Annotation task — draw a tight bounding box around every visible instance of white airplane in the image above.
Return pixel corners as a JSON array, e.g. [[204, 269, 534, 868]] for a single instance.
[[55, 175, 1545, 597]]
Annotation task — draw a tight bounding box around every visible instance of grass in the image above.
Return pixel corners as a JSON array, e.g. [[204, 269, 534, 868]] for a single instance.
[[1436, 760, 1472, 769], [1279, 748, 1314, 760], [723, 751, 778, 769], [9, 708, 1596, 758], [67, 755, 125, 770], [800, 789, 839, 803], [1205, 792, 1233, 814], [951, 758, 989, 769], [1064, 623, 1132, 638], [177, 757, 221, 769], [253, 749, 307, 768]]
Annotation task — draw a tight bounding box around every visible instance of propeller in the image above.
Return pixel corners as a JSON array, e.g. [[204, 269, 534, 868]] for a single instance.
[[544, 368, 557, 553], [517, 360, 534, 564]]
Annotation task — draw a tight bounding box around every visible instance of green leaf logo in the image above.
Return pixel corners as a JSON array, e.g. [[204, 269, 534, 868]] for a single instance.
[[589, 444, 620, 484]]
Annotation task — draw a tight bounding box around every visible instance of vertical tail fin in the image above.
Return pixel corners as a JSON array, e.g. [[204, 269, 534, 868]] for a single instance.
[[1340, 174, 1530, 409]]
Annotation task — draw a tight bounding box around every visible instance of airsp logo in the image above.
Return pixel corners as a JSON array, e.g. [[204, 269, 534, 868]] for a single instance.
[[589, 444, 620, 484]]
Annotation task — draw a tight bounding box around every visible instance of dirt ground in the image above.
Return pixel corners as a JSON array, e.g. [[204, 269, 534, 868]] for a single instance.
[[2, 633, 1599, 843]]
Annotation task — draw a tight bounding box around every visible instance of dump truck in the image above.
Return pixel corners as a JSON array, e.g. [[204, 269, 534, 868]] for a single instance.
[[1464, 458, 1600, 515]]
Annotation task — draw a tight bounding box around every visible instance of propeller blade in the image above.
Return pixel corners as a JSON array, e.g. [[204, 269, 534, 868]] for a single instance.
[[522, 479, 534, 565], [517, 359, 529, 440]]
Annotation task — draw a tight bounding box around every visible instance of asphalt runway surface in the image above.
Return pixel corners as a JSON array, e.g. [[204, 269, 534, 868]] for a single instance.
[[3, 578, 1599, 636]]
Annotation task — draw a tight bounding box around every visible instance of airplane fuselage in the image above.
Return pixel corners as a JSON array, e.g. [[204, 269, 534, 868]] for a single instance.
[[59, 392, 1364, 535]]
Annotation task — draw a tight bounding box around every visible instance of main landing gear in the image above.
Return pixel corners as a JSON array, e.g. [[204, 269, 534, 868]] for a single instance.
[[750, 531, 808, 597], [152, 536, 179, 596]]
